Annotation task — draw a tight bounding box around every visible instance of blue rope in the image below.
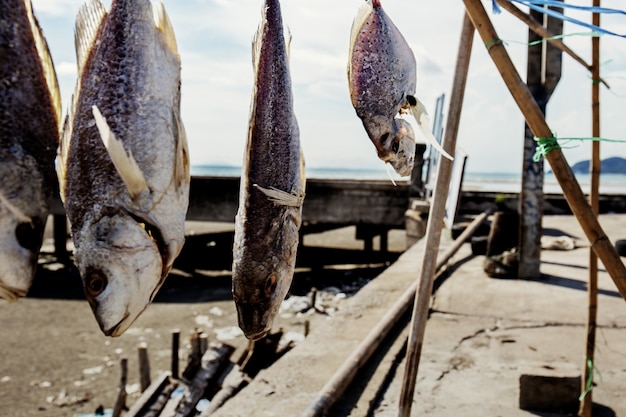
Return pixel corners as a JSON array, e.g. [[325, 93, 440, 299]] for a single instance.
[[493, 0, 626, 38]]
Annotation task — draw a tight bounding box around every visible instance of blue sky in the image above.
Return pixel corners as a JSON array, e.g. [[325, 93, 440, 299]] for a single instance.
[[31, 0, 626, 175]]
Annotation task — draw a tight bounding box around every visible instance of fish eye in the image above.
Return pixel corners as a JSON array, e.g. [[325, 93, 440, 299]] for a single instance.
[[406, 95, 417, 106], [380, 132, 389, 145], [15, 219, 42, 251], [265, 274, 277, 297], [392, 139, 400, 154], [86, 271, 107, 297]]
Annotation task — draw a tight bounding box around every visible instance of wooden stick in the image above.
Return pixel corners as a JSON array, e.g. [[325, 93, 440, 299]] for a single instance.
[[495, 0, 608, 88], [463, 0, 626, 300], [172, 343, 234, 417], [138, 342, 151, 392], [580, 2, 601, 415], [397, 12, 475, 417], [172, 329, 180, 380], [124, 372, 171, 417], [112, 357, 128, 417], [298, 203, 491, 417]]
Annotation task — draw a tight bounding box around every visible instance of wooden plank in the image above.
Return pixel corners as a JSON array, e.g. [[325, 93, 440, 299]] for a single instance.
[[125, 372, 171, 417]]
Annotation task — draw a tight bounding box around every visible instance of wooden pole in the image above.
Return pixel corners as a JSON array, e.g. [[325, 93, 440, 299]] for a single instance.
[[299, 208, 492, 417], [580, 2, 601, 415], [494, 0, 608, 88], [397, 12, 475, 417], [463, 0, 626, 300], [112, 357, 128, 417], [171, 329, 180, 380], [138, 342, 151, 392]]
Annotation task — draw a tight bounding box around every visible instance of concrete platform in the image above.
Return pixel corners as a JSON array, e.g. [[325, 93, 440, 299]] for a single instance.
[[211, 214, 626, 417]]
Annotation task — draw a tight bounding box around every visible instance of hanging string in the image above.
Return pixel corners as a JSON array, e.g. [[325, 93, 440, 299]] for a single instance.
[[527, 30, 602, 46], [533, 135, 626, 162]]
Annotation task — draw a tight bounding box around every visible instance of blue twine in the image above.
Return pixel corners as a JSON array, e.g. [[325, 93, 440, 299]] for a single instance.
[[506, 0, 626, 38]]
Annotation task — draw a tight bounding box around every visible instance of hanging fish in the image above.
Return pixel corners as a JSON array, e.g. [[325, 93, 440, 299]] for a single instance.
[[57, 0, 189, 336], [232, 0, 305, 341], [348, 0, 451, 177], [0, 0, 61, 301]]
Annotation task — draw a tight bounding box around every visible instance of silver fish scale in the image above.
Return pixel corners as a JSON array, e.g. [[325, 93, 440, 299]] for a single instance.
[[65, 1, 182, 240], [232, 0, 304, 341], [349, 6, 416, 124]]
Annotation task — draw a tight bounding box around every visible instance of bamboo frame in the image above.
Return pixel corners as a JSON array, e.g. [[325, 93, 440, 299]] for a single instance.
[[463, 0, 626, 300]]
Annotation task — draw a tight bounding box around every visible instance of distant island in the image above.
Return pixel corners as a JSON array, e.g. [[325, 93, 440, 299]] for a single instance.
[[568, 156, 626, 174]]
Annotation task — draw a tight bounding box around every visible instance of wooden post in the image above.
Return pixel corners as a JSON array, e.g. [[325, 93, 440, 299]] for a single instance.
[[519, 2, 562, 279], [580, 3, 601, 415], [138, 342, 151, 392], [52, 214, 68, 261], [397, 13, 475, 417], [112, 357, 128, 417], [463, 0, 626, 300], [171, 329, 180, 380]]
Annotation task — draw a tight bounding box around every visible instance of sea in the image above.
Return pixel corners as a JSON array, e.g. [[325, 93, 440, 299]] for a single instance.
[[191, 165, 625, 195]]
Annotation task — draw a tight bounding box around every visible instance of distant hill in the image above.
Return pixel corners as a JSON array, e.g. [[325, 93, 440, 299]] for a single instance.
[[570, 157, 626, 174]]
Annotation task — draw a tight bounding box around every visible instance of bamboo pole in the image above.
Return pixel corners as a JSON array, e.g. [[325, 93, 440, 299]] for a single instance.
[[463, 0, 626, 301], [397, 13, 475, 417], [299, 208, 493, 417], [495, 0, 608, 88], [580, 2, 601, 415]]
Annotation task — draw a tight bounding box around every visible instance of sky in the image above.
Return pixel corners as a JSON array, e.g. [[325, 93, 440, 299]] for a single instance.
[[30, 0, 626, 175]]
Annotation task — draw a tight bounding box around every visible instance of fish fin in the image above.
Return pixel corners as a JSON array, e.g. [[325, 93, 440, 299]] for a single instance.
[[251, 10, 265, 73], [153, 0, 178, 55], [92, 106, 149, 200], [299, 148, 306, 194], [56, 110, 74, 203], [254, 185, 304, 208], [348, 1, 374, 67], [173, 110, 190, 190], [409, 97, 454, 161], [74, 0, 106, 79], [25, 1, 62, 130]]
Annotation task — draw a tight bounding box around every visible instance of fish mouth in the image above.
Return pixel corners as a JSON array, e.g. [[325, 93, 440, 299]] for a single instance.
[[102, 310, 132, 337], [0, 284, 27, 302], [245, 328, 270, 341]]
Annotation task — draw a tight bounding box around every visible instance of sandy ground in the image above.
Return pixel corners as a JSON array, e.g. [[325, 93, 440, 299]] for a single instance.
[[0, 219, 406, 417]]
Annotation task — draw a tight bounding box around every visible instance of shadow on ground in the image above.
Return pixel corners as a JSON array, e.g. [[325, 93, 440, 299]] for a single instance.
[[28, 230, 402, 303]]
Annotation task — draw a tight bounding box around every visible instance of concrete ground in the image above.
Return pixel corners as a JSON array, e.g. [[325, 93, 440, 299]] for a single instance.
[[212, 214, 626, 417]]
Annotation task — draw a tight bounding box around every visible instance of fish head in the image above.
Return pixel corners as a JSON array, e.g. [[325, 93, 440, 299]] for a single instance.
[[366, 117, 415, 177], [0, 208, 46, 302], [232, 223, 299, 341], [74, 211, 166, 337], [232, 268, 291, 341]]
